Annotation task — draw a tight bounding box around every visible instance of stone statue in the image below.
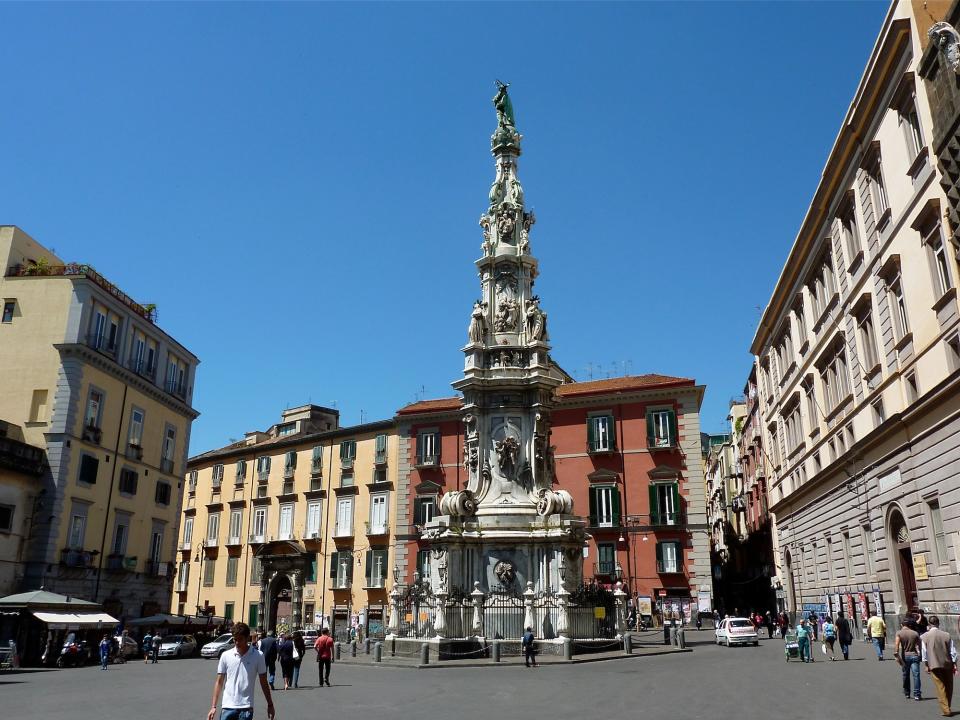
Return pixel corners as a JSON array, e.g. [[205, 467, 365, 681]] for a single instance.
[[525, 295, 548, 341], [494, 560, 516, 587], [930, 22, 960, 73], [440, 489, 478, 517], [495, 435, 520, 477], [493, 80, 516, 129], [496, 207, 516, 243], [468, 300, 487, 344], [536, 488, 573, 516], [494, 298, 519, 332]]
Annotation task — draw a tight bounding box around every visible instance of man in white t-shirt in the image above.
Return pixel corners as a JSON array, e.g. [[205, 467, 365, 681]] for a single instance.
[[207, 623, 275, 720]]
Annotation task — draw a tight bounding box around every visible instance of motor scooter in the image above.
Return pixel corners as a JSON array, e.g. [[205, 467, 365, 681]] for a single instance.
[[56, 639, 91, 668]]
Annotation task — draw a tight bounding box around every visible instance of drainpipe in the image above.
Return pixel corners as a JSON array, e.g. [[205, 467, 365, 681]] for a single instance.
[[616, 401, 636, 594], [318, 434, 335, 628], [94, 382, 129, 603]]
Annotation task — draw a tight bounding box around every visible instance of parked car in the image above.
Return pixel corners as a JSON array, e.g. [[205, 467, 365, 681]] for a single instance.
[[201, 634, 235, 659], [157, 634, 197, 658], [114, 634, 140, 659], [715, 617, 759, 647], [301, 630, 318, 647]]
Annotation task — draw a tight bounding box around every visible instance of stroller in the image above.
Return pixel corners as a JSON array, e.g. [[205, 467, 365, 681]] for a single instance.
[[784, 631, 800, 661]]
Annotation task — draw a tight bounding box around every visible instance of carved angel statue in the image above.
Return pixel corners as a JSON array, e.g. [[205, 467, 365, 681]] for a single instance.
[[525, 295, 548, 341], [492, 80, 516, 129], [494, 435, 520, 477], [496, 207, 516, 243], [930, 22, 960, 73], [468, 300, 487, 344]]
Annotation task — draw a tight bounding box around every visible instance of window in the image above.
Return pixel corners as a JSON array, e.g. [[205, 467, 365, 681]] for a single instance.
[[905, 373, 919, 404], [650, 483, 680, 525], [188, 470, 198, 492], [416, 433, 438, 464], [922, 217, 954, 298], [284, 450, 297, 471], [375, 433, 387, 463], [330, 550, 353, 588], [177, 561, 190, 592], [212, 464, 224, 489], [161, 426, 177, 474], [29, 389, 48, 424], [416, 549, 431, 581], [182, 516, 194, 547], [839, 196, 862, 263], [85, 389, 104, 429], [118, 468, 138, 495], [224, 602, 235, 621], [226, 557, 239, 587], [203, 557, 216, 586], [340, 440, 357, 467], [335, 497, 353, 536], [369, 493, 388, 534], [78, 454, 99, 485], [929, 500, 948, 565], [277, 423, 297, 437], [825, 536, 834, 582], [948, 335, 960, 372], [596, 543, 615, 575], [864, 150, 890, 225], [112, 516, 128, 556], [306, 501, 322, 538], [808, 254, 837, 320], [256, 456, 271, 481], [128, 408, 144, 447], [656, 541, 682, 573], [872, 399, 886, 425], [155, 481, 171, 506], [589, 485, 620, 527], [782, 400, 803, 454], [91, 309, 107, 349], [340, 472, 354, 488], [862, 525, 875, 576], [365, 548, 389, 588], [250, 557, 262, 585], [248, 603, 259, 627], [304, 603, 314, 624], [207, 513, 220, 544], [278, 504, 294, 540], [588, 414, 616, 452], [68, 510, 86, 549], [647, 409, 676, 449], [1, 300, 14, 323], [229, 509, 243, 543], [414, 496, 436, 527], [855, 304, 879, 372], [311, 445, 323, 473], [818, 341, 851, 414], [793, 297, 807, 339], [165, 354, 186, 396], [896, 89, 925, 159], [306, 553, 318, 583], [252, 507, 267, 540], [803, 377, 818, 430], [235, 459, 247, 484], [840, 532, 851, 578]]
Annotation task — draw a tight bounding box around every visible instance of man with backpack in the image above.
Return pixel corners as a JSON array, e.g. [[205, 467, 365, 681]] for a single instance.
[[522, 626, 537, 668]]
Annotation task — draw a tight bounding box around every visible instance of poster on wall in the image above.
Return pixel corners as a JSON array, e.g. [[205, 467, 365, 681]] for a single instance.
[[857, 592, 868, 621], [833, 593, 842, 617], [872, 589, 883, 617], [845, 594, 856, 621], [697, 593, 712, 614], [637, 596, 653, 616]]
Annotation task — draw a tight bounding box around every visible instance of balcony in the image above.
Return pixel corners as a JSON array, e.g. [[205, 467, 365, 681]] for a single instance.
[[164, 378, 188, 401], [277, 532, 294, 541], [416, 455, 439, 469], [587, 515, 620, 529], [586, 442, 616, 456], [332, 576, 352, 590], [205, 535, 219, 547], [283, 465, 295, 480], [60, 548, 96, 568], [257, 470, 270, 483], [128, 356, 157, 382], [310, 461, 323, 478], [340, 457, 355, 471], [177, 574, 190, 593], [309, 477, 324, 492], [333, 525, 353, 539], [81, 423, 102, 445], [649, 511, 686, 526], [106, 554, 136, 571], [179, 540, 191, 551], [86, 331, 119, 359], [365, 522, 388, 537], [212, 478, 222, 492], [160, 457, 175, 475], [364, 574, 386, 589], [305, 529, 322, 541], [648, 436, 677, 451], [226, 536, 242, 547], [248, 533, 265, 544], [125, 443, 143, 461], [281, 480, 295, 496], [593, 561, 616, 577], [374, 450, 387, 466], [144, 560, 172, 577]]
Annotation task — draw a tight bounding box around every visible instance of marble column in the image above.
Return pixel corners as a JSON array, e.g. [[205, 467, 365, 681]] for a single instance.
[[471, 581, 485, 636], [614, 581, 627, 638], [523, 581, 536, 636], [291, 570, 303, 631]]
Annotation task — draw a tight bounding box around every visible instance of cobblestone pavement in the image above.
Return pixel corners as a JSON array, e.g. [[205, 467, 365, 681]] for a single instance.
[[0, 633, 948, 720]]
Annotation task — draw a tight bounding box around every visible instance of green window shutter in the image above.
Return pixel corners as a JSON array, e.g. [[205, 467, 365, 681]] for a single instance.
[[611, 487, 621, 526], [416, 433, 423, 461], [339, 442, 347, 460], [606, 415, 616, 449], [655, 542, 664, 573], [350, 440, 357, 458], [248, 603, 258, 627], [376, 434, 386, 452], [649, 484, 659, 525], [365, 550, 372, 585], [329, 551, 339, 579], [310, 554, 317, 582], [668, 410, 678, 446], [433, 433, 440, 460], [588, 487, 598, 525], [671, 483, 681, 523], [646, 412, 655, 447], [675, 542, 684, 570], [587, 417, 597, 451]]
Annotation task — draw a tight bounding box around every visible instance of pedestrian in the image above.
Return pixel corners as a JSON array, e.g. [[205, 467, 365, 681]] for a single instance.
[[142, 630, 153, 664], [291, 631, 305, 689], [822, 616, 837, 661], [895, 617, 922, 701], [796, 618, 814, 663], [99, 634, 111, 670], [867, 610, 887, 661], [765, 611, 774, 639], [257, 630, 278, 690], [914, 608, 930, 635], [206, 622, 275, 720], [808, 611, 819, 642], [277, 633, 294, 691], [836, 611, 853, 660], [921, 615, 957, 717], [152, 633, 161, 663], [522, 626, 537, 668], [778, 612, 789, 638], [314, 627, 333, 687]]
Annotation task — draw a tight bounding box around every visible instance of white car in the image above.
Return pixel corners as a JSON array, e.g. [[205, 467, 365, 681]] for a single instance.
[[715, 617, 759, 647], [157, 634, 197, 658], [201, 634, 235, 659]]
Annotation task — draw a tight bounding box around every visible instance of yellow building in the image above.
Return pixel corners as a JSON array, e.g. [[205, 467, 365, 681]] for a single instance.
[[0, 421, 46, 597], [176, 405, 398, 639], [0, 226, 200, 620]]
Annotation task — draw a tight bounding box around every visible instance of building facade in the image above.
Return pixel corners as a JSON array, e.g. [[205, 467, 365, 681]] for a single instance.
[[175, 405, 399, 640], [0, 422, 46, 597], [751, 2, 960, 633], [0, 226, 199, 620], [396, 375, 710, 622]]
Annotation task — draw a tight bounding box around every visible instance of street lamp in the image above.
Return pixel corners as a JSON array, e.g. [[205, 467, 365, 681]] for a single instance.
[[614, 562, 623, 583], [194, 541, 206, 617]]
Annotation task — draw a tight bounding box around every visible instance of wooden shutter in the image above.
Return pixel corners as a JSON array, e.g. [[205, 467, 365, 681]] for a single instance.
[[606, 415, 616, 450], [416, 433, 423, 462], [675, 542, 684, 571], [655, 542, 664, 573], [668, 410, 678, 447], [365, 550, 372, 586], [671, 483, 681, 522], [376, 434, 386, 452], [586, 416, 597, 452], [588, 487, 598, 525], [611, 487, 621, 526], [432, 433, 440, 460], [649, 484, 659, 525], [329, 551, 339, 579], [646, 412, 655, 447]]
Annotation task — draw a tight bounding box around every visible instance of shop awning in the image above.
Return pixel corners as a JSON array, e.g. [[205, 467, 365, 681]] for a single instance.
[[31, 610, 119, 630]]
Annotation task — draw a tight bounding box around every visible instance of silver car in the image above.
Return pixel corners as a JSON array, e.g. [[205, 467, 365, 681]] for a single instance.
[[157, 634, 197, 658], [201, 633, 235, 659]]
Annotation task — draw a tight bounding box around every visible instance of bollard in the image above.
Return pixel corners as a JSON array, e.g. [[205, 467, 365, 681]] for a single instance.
[[492, 640, 501, 663], [420, 642, 429, 665], [335, 642, 341, 661], [624, 633, 633, 655], [676, 627, 686, 649], [663, 620, 672, 645], [364, 638, 371, 655], [563, 637, 572, 661], [350, 640, 357, 657], [373, 642, 382, 663], [390, 638, 396, 657], [669, 626, 678, 647]]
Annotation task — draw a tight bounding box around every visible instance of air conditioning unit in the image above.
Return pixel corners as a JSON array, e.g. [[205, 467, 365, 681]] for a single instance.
[[310, 532, 319, 539]]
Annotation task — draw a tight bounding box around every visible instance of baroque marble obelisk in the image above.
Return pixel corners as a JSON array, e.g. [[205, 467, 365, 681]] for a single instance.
[[424, 83, 587, 620]]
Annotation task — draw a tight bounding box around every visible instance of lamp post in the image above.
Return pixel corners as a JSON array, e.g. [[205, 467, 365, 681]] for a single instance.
[[194, 541, 206, 619], [556, 554, 570, 638]]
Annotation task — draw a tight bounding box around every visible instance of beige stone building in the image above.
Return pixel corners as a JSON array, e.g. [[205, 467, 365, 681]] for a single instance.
[[176, 405, 398, 639], [752, 2, 960, 632], [0, 422, 46, 597], [0, 226, 199, 619]]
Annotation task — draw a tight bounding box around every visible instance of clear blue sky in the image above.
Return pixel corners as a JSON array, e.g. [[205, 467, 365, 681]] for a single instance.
[[0, 1, 887, 454]]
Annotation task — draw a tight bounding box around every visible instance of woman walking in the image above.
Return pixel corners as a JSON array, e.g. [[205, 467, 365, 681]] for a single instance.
[[837, 611, 853, 660], [277, 633, 295, 691], [822, 616, 837, 660], [291, 631, 306, 689]]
